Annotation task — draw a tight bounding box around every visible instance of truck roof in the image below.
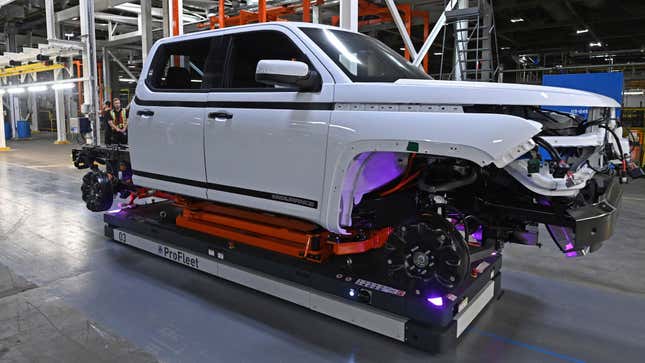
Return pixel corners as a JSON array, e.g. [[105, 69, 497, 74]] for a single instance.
[[156, 21, 354, 45]]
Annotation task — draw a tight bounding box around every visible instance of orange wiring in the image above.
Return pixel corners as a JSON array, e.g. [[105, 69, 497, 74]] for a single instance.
[[380, 169, 422, 197], [379, 153, 420, 197]]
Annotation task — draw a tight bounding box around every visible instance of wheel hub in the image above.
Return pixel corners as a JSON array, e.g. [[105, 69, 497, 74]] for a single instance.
[[384, 215, 470, 291], [412, 250, 431, 268]]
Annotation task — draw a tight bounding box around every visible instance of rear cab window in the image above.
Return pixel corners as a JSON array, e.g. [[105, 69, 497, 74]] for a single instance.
[[146, 37, 212, 91], [146, 29, 317, 92]]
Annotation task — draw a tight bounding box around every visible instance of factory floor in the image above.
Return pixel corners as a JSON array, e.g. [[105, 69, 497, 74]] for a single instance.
[[0, 133, 644, 363]]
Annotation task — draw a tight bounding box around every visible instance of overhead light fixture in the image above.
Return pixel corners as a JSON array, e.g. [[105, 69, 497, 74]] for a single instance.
[[71, 17, 79, 21], [589, 42, 603, 47], [576, 28, 589, 34], [624, 90, 644, 96], [433, 52, 443, 56], [500, 46, 510, 50], [7, 87, 25, 94], [399, 47, 405, 51], [27, 85, 48, 93], [51, 83, 75, 90], [64, 33, 75, 38], [118, 77, 137, 83], [510, 18, 524, 23]]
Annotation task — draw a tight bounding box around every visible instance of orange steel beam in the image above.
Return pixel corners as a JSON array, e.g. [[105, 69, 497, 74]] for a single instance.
[[218, 0, 225, 28], [172, 0, 180, 35], [97, 61, 103, 107], [302, 0, 311, 22], [202, 0, 323, 29], [258, 0, 267, 22], [422, 12, 429, 72], [402, 4, 412, 61], [73, 60, 83, 112]]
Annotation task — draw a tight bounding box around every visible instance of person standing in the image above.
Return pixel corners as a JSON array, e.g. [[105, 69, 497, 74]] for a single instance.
[[107, 98, 128, 145], [101, 100, 112, 144]]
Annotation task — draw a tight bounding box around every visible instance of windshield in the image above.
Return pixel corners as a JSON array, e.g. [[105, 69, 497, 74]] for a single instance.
[[300, 27, 431, 83]]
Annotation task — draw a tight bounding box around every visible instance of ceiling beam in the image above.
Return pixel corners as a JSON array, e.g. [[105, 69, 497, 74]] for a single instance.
[[56, 0, 133, 22]]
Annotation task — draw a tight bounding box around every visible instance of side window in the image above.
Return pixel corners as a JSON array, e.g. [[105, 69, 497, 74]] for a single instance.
[[227, 30, 311, 89], [147, 36, 225, 91]]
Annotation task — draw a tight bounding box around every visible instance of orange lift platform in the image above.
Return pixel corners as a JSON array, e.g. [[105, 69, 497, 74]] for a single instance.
[[174, 197, 393, 263]]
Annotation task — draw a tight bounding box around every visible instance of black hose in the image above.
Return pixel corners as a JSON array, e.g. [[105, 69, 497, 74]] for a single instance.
[[532, 136, 563, 162], [418, 169, 478, 193], [598, 124, 625, 161]]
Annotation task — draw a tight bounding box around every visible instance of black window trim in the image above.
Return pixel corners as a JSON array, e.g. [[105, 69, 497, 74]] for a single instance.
[[145, 29, 323, 94]]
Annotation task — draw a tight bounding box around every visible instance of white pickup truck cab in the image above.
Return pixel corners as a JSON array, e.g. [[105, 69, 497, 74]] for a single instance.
[[75, 22, 636, 290]]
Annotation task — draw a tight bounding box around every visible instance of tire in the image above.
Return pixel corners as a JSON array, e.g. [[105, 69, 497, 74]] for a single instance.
[[81, 171, 114, 212]]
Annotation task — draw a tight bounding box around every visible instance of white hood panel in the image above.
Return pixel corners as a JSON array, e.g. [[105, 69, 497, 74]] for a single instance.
[[334, 80, 620, 108]]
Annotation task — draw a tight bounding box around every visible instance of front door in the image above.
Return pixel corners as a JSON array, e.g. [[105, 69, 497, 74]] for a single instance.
[[130, 35, 213, 199], [204, 27, 334, 221]]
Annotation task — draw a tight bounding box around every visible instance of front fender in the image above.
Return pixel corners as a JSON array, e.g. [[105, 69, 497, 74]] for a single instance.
[[320, 110, 542, 233]]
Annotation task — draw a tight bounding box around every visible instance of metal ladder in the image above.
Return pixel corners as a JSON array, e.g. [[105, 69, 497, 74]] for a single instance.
[[442, 0, 500, 81]]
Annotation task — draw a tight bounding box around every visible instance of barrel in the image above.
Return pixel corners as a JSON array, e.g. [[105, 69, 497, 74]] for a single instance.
[[16, 120, 31, 139], [3, 121, 10, 140]]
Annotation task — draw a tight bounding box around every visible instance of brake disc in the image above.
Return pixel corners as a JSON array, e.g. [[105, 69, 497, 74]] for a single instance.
[[385, 214, 470, 290]]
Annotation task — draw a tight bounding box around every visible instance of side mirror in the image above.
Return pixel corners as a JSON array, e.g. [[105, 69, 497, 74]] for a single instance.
[[255, 60, 321, 91]]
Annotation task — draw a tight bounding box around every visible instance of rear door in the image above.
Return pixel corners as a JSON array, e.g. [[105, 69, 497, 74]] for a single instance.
[[204, 26, 334, 221], [130, 35, 215, 199]]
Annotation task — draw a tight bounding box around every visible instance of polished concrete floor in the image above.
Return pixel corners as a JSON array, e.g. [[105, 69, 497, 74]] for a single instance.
[[0, 133, 644, 363]]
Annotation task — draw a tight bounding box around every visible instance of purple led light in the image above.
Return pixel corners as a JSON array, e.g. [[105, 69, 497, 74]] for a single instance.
[[565, 251, 578, 258], [472, 227, 483, 241], [427, 296, 444, 307], [538, 198, 552, 207], [564, 243, 574, 251]]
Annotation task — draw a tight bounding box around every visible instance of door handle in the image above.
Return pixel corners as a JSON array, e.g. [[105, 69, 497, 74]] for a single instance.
[[208, 111, 233, 120], [137, 110, 154, 117]]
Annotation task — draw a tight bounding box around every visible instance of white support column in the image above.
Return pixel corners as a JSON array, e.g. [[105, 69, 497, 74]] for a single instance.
[[79, 0, 101, 145], [162, 0, 170, 38], [140, 0, 153, 61], [339, 0, 358, 32], [6, 29, 20, 136], [46, 0, 68, 144], [312, 4, 320, 24], [29, 94, 38, 132], [45, 0, 57, 40], [9, 96, 19, 138], [102, 48, 111, 102], [54, 87, 66, 143], [0, 95, 8, 151]]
